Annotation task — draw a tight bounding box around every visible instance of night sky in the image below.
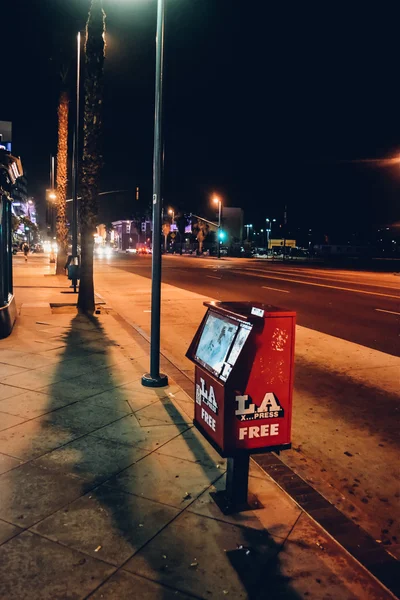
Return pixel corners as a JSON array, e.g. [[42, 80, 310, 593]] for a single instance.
[[2, 1, 400, 243]]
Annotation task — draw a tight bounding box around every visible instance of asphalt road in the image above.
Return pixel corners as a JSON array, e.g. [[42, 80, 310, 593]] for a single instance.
[[111, 254, 400, 357]]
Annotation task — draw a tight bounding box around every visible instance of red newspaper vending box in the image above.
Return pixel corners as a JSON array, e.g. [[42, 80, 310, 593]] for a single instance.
[[186, 301, 296, 458]]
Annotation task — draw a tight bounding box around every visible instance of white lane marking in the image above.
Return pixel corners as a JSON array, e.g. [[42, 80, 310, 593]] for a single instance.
[[143, 310, 151, 312], [262, 286, 290, 293], [241, 266, 400, 291], [207, 275, 222, 279], [375, 308, 400, 316], [234, 271, 400, 299]]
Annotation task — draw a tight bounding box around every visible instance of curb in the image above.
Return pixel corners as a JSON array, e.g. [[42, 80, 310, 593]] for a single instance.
[[253, 454, 399, 599]]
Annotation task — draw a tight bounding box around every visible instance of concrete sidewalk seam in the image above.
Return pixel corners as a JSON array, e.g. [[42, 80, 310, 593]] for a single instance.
[[95, 475, 229, 598], [66, 472, 230, 599]]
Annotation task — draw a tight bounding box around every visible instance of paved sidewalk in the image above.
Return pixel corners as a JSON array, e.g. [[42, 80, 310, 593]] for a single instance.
[[0, 256, 395, 599]]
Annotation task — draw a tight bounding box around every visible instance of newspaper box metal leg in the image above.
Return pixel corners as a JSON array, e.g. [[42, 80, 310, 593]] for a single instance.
[[211, 455, 250, 514]]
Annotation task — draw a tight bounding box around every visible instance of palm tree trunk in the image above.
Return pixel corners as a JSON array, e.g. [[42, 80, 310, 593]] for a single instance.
[[55, 91, 69, 274], [77, 0, 106, 313]]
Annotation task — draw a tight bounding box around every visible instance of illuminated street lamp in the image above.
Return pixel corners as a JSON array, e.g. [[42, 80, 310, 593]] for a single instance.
[[142, 0, 168, 388], [213, 196, 222, 258], [168, 208, 174, 223], [71, 31, 81, 264], [265, 217, 276, 251], [245, 223, 253, 241]]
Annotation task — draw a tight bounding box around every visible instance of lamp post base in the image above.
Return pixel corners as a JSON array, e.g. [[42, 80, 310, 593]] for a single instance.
[[141, 373, 169, 388]]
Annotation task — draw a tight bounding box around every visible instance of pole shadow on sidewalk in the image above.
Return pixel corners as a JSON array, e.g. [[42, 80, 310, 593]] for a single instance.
[[3, 311, 302, 599]]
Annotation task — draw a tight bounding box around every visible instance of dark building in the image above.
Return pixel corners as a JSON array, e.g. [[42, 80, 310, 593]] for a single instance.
[[222, 207, 244, 243], [112, 219, 144, 251], [0, 121, 12, 152], [12, 175, 28, 207]]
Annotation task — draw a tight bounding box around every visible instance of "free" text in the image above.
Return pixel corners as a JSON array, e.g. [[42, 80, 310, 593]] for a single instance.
[[239, 423, 279, 440]]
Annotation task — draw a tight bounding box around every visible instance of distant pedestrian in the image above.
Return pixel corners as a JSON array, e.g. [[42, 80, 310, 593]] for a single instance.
[[23, 243, 29, 262]]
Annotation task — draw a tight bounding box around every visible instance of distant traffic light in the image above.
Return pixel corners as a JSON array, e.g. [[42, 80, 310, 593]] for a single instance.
[[218, 230, 226, 241]]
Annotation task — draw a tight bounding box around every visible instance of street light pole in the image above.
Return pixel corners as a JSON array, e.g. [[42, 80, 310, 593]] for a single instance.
[[217, 198, 222, 259], [72, 31, 81, 262], [51, 155, 55, 238], [142, 0, 168, 388], [245, 224, 253, 241], [265, 218, 276, 254], [283, 205, 287, 261], [213, 196, 222, 259]]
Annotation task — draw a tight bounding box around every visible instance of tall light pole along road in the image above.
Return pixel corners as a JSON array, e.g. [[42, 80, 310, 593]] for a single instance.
[[71, 31, 81, 265], [265, 217, 276, 252], [213, 195, 222, 259], [245, 223, 253, 241], [142, 0, 168, 388]]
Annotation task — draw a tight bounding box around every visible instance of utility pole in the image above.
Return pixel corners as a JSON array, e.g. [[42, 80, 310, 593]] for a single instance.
[[283, 205, 287, 261], [69, 31, 81, 293], [72, 31, 81, 262], [142, 0, 168, 388], [47, 155, 56, 263], [51, 155, 55, 237], [245, 224, 253, 241], [213, 196, 222, 259], [265, 218, 276, 254]]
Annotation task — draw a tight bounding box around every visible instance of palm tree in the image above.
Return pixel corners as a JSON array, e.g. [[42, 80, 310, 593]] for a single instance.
[[55, 82, 69, 274], [195, 219, 209, 255], [162, 221, 171, 252], [77, 0, 106, 313]]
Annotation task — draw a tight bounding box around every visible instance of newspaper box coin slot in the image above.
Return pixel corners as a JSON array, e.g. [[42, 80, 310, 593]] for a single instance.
[[186, 301, 296, 513]]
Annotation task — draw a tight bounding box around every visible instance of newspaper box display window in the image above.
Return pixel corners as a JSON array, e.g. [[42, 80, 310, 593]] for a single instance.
[[186, 301, 296, 511]]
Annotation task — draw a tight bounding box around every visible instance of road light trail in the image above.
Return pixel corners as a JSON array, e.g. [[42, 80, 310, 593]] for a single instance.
[[241, 266, 400, 291], [262, 286, 290, 293], [234, 271, 400, 299], [375, 308, 400, 316], [66, 189, 128, 202], [309, 156, 400, 167]]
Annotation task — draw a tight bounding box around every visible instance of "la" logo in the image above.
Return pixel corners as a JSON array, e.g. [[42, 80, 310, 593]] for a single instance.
[[235, 392, 284, 421]]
